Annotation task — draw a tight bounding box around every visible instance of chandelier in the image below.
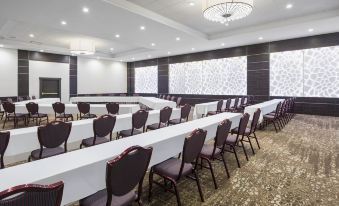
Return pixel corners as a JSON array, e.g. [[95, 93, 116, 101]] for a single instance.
[[202, 0, 254, 25], [70, 39, 95, 55]]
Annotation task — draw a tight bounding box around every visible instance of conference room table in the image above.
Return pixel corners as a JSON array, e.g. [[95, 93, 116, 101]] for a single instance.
[[244, 99, 285, 122], [3, 108, 181, 164], [15, 98, 60, 105], [70, 96, 177, 110], [0, 112, 242, 205]]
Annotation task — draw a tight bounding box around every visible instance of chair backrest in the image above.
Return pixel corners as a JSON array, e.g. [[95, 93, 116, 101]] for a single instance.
[[176, 97, 182, 107], [0, 181, 64, 206], [2, 102, 15, 114], [38, 121, 72, 149], [6, 98, 13, 103], [52, 102, 65, 114], [274, 102, 282, 118], [166, 95, 171, 100], [215, 119, 232, 147], [236, 113, 250, 140], [26, 102, 39, 115], [181, 129, 207, 167], [77, 102, 90, 114], [93, 115, 116, 138], [106, 146, 152, 204], [250, 109, 261, 134], [132, 110, 149, 130], [18, 97, 24, 102], [26, 96, 31, 100], [170, 96, 176, 102], [240, 97, 245, 105], [32, 96, 36, 100], [233, 97, 239, 107], [180, 104, 191, 121], [0, 131, 10, 169], [225, 99, 231, 110], [216, 100, 223, 112], [159, 107, 172, 124], [106, 102, 119, 115]]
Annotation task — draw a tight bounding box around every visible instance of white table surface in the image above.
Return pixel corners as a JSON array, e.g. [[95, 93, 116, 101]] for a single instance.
[[13, 104, 140, 115], [0, 112, 242, 205], [3, 108, 181, 164], [15, 98, 60, 105], [244, 99, 285, 122]]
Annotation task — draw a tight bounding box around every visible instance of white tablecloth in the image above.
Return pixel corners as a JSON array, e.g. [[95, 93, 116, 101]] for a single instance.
[[244, 99, 285, 122], [3, 108, 181, 163], [0, 112, 241, 205], [70, 96, 176, 110], [15, 98, 60, 105], [14, 104, 140, 115]]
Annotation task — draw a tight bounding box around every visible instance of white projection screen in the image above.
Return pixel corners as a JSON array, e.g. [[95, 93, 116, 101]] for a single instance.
[[134, 66, 158, 93], [270, 46, 339, 97], [169, 56, 247, 95]]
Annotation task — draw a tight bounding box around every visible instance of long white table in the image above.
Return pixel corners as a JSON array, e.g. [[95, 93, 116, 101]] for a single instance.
[[244, 99, 285, 122], [0, 112, 242, 205], [14, 104, 140, 115], [3, 108, 181, 164], [15, 98, 60, 105], [70, 96, 177, 110]]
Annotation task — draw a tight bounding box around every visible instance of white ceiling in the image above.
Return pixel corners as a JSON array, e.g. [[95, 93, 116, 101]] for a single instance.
[[0, 0, 339, 62]]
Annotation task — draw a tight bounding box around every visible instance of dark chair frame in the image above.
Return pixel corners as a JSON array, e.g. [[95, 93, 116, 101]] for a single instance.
[[106, 102, 119, 115], [205, 100, 223, 117], [169, 104, 191, 125], [52, 102, 74, 122], [26, 102, 49, 126], [118, 110, 149, 138], [77, 102, 97, 120], [147, 107, 172, 131], [2, 102, 27, 129]]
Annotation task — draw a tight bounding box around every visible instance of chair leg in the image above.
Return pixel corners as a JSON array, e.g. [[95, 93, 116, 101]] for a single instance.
[[240, 141, 249, 161], [233, 146, 241, 168], [203, 157, 218, 189], [247, 136, 255, 155], [3, 117, 7, 129], [221, 153, 230, 178], [253, 132, 260, 149], [148, 168, 154, 202], [192, 170, 204, 202], [173, 182, 182, 206], [272, 121, 279, 133], [28, 156, 31, 162]]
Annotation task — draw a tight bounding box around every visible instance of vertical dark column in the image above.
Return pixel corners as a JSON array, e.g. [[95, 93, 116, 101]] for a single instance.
[[127, 62, 135, 94], [18, 50, 29, 97], [247, 43, 270, 103], [158, 57, 169, 94], [69, 56, 77, 97]]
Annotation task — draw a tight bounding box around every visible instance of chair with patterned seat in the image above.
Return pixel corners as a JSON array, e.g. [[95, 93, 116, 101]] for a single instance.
[[205, 100, 223, 117], [0, 131, 10, 169], [147, 107, 172, 131], [222, 98, 232, 112], [80, 146, 152, 206], [169, 104, 191, 125], [77, 102, 97, 120], [0, 181, 64, 206], [2, 101, 27, 129], [52, 102, 73, 122], [106, 102, 119, 115], [149, 129, 206, 206], [263, 102, 282, 133], [229, 97, 240, 112], [118, 110, 148, 138], [26, 102, 49, 126], [80, 115, 116, 148], [28, 121, 72, 161]]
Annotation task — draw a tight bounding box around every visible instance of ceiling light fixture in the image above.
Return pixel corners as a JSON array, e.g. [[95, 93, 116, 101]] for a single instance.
[[192, 48, 195, 51], [110, 48, 114, 51], [168, 51, 171, 55], [148, 55, 152, 58], [83, 7, 89, 13], [29, 34, 35, 38], [0, 44, 4, 48], [308, 28, 314, 32], [39, 49, 44, 52], [221, 43, 225, 46], [151, 43, 156, 46], [70, 39, 95, 55], [203, 0, 254, 26], [286, 3, 293, 9], [258, 36, 263, 40], [115, 34, 120, 38], [61, 21, 67, 25], [189, 2, 195, 6], [140, 26, 146, 30], [176, 37, 181, 41]]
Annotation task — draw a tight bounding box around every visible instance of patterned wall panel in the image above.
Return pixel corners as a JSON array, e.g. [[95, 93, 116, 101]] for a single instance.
[[134, 66, 158, 93], [169, 56, 247, 95]]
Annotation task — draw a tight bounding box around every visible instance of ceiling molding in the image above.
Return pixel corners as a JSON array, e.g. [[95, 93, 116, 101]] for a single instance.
[[102, 0, 208, 40]]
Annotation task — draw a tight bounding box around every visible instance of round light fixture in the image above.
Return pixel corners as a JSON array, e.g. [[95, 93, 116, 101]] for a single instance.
[[70, 39, 95, 55]]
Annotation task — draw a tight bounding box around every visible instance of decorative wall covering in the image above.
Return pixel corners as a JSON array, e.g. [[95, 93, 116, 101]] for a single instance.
[[270, 46, 339, 97], [169, 56, 247, 95], [134, 66, 158, 93]]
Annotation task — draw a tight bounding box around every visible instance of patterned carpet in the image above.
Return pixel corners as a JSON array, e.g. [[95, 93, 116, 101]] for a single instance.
[[1, 114, 339, 205]]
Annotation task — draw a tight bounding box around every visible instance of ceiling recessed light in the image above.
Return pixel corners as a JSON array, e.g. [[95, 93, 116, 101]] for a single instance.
[[0, 44, 4, 48], [191, 48, 195, 51], [83, 7, 89, 13], [167, 51, 171, 55], [286, 4, 293, 9], [29, 34, 35, 38], [140, 26, 146, 30], [221, 43, 225, 46], [110, 48, 114, 51], [258, 37, 264, 40], [40, 49, 44, 52], [61, 21, 67, 25], [151, 43, 156, 46], [176, 37, 181, 41], [131, 57, 135, 60], [189, 2, 195, 6], [115, 34, 120, 38], [308, 28, 314, 32], [148, 54, 152, 58]]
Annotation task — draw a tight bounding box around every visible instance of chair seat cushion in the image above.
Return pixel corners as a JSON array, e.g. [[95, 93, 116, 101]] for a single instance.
[[153, 158, 192, 180], [207, 111, 218, 116], [119, 129, 142, 137], [169, 119, 184, 125], [81, 113, 97, 119], [56, 114, 73, 118], [231, 127, 251, 136], [30, 147, 65, 160], [82, 137, 109, 147], [200, 144, 221, 158], [7, 113, 27, 118], [226, 134, 238, 145], [30, 113, 48, 118], [263, 115, 275, 119], [79, 189, 137, 206], [147, 123, 166, 130]]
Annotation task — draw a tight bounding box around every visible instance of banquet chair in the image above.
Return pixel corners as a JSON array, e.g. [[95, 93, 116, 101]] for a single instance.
[[147, 106, 172, 131], [6, 98, 13, 103], [17, 96, 24, 102], [231, 109, 261, 154], [80, 146, 152, 206], [238, 97, 246, 111], [171, 96, 176, 102], [77, 102, 97, 120], [52, 102, 74, 122], [245, 96, 253, 106], [32, 95, 36, 100], [28, 121, 72, 161], [263, 102, 282, 133], [26, 102, 49, 126], [224, 113, 250, 168], [80, 115, 116, 148], [198, 119, 232, 189], [169, 104, 191, 125], [229, 97, 240, 112], [118, 110, 148, 138], [0, 100, 4, 120], [106, 102, 119, 115], [176, 97, 182, 107], [149, 129, 206, 206], [0, 181, 64, 206], [2, 101, 27, 129], [205, 99, 223, 117], [223, 98, 232, 112], [0, 131, 10, 169], [166, 95, 171, 100]]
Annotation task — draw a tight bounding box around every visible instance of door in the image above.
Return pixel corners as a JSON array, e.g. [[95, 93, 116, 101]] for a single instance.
[[39, 78, 61, 98]]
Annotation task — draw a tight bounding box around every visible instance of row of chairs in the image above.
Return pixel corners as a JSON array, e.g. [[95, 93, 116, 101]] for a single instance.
[[0, 109, 262, 206], [158, 94, 183, 107]]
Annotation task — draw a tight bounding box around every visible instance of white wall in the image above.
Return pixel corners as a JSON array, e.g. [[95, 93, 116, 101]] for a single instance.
[[0, 48, 18, 97], [29, 60, 69, 102], [77, 57, 127, 94]]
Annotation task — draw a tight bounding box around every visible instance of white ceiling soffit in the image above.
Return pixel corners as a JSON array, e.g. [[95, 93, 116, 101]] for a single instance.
[[102, 0, 208, 39]]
